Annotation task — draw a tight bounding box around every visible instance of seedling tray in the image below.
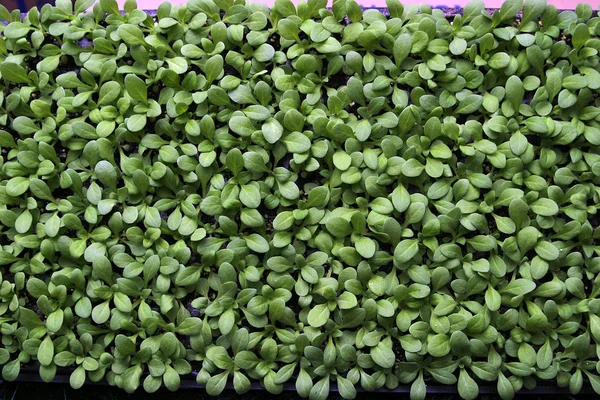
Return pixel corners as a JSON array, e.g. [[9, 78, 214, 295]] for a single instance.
[[1, 1, 600, 399]]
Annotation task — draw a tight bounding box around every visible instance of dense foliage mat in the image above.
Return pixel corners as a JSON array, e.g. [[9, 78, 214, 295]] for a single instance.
[[1, 0, 600, 398]]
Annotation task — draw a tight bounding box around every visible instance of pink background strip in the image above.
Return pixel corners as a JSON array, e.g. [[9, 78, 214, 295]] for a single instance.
[[114, 0, 597, 10]]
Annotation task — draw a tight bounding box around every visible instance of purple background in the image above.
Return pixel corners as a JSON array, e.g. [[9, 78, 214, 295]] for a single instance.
[[117, 0, 596, 10]]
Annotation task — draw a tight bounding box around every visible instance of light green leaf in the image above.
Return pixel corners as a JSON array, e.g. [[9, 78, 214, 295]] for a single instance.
[[307, 303, 330, 327], [394, 239, 419, 265]]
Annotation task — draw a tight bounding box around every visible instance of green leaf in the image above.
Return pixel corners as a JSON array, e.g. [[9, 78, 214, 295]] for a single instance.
[[309, 377, 330, 400], [145, 207, 161, 228], [463, 0, 484, 21], [307, 303, 330, 327], [589, 314, 600, 343], [254, 44, 275, 62], [229, 116, 256, 136], [2, 360, 20, 381], [233, 371, 251, 393], [521, 0, 546, 25], [506, 75, 524, 111], [177, 318, 202, 335], [95, 160, 118, 189], [3, 22, 31, 39], [98, 81, 121, 105], [536, 339, 553, 369], [6, 177, 30, 197], [205, 55, 223, 85], [245, 233, 269, 253], [273, 211, 295, 231], [456, 95, 483, 114], [325, 217, 352, 238], [117, 24, 146, 46], [497, 373, 515, 400], [394, 239, 419, 265], [29, 178, 54, 202], [545, 68, 562, 101], [428, 334, 451, 357], [493, 214, 516, 234], [282, 132, 311, 153], [15, 210, 32, 234], [275, 0, 296, 16], [70, 366, 86, 389], [38, 336, 54, 366], [54, 351, 77, 367], [100, 0, 120, 14], [337, 375, 356, 400], [499, 0, 523, 21], [74, 0, 94, 13], [0, 62, 31, 84], [355, 120, 371, 142], [315, 37, 341, 53], [92, 301, 110, 324], [127, 114, 147, 132], [410, 374, 426, 400], [333, 151, 352, 170], [535, 241, 559, 261], [239, 184, 261, 209], [307, 187, 330, 208], [371, 342, 394, 368], [163, 365, 181, 391], [530, 198, 558, 216], [488, 52, 511, 69], [509, 132, 528, 156], [114, 292, 133, 312], [483, 281, 501, 309], [223, 5, 249, 23], [573, 23, 590, 49], [296, 369, 313, 397], [355, 237, 376, 259], [19, 307, 44, 329], [206, 346, 234, 369], [337, 292, 357, 310], [46, 309, 64, 333], [402, 159, 425, 177], [206, 371, 229, 396], [226, 148, 244, 175], [500, 279, 536, 296], [393, 34, 412, 65], [262, 118, 283, 144], [458, 369, 479, 400], [165, 57, 188, 74], [175, 266, 201, 286], [450, 38, 467, 55], [125, 74, 147, 103]]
